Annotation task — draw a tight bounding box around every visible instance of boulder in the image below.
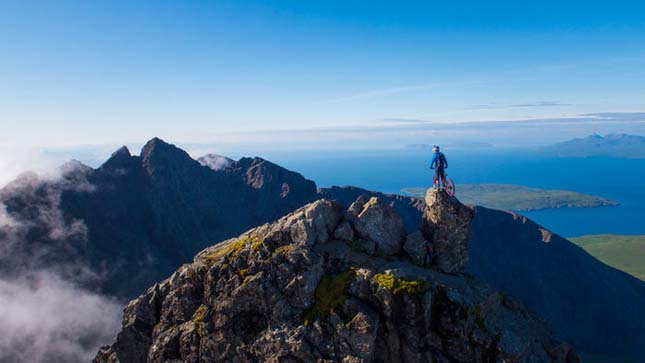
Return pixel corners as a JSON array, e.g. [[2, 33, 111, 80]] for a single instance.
[[349, 197, 406, 256], [276, 199, 344, 247], [422, 189, 474, 273]]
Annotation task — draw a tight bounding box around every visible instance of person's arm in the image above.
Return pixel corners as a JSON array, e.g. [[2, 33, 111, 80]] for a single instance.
[[444, 155, 448, 169], [430, 154, 437, 169]]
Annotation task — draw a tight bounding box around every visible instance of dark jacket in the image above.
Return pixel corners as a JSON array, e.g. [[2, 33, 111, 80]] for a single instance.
[[430, 151, 448, 169]]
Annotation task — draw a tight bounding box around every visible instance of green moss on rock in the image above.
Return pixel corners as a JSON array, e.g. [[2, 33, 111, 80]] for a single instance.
[[250, 236, 263, 253], [373, 273, 427, 295], [193, 305, 207, 337], [303, 269, 357, 326], [273, 244, 294, 255], [203, 236, 256, 266]]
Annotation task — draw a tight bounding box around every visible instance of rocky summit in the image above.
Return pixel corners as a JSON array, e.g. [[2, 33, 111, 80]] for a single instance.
[[95, 190, 577, 363]]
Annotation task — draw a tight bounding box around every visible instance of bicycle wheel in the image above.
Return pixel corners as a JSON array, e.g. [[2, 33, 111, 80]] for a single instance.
[[444, 178, 456, 197]]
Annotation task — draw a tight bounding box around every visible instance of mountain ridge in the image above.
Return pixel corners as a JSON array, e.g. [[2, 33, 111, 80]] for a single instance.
[[544, 133, 645, 158], [0, 138, 319, 297], [1, 137, 644, 360]]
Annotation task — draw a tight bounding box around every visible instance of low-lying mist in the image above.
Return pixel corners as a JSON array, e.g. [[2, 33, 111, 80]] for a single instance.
[[0, 162, 124, 363], [0, 272, 123, 363]]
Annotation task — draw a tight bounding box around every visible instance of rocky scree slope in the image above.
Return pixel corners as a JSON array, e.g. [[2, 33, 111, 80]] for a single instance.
[[96, 190, 577, 363]]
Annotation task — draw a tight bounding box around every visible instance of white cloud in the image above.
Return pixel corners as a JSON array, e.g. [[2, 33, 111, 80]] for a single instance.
[[0, 202, 18, 228], [0, 168, 121, 363], [197, 154, 234, 171], [0, 272, 123, 363], [0, 147, 61, 187]]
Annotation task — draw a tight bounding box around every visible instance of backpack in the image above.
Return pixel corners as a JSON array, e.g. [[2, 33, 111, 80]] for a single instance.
[[437, 152, 447, 169]]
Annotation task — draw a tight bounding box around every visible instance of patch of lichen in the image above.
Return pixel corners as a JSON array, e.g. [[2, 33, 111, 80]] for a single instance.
[[203, 236, 255, 266], [193, 305, 207, 337], [250, 236, 263, 253], [303, 269, 357, 326], [273, 243, 294, 255], [238, 268, 248, 278], [373, 273, 428, 295]]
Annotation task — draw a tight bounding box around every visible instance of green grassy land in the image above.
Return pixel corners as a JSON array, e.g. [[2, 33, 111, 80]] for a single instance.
[[570, 235, 645, 362], [570, 234, 645, 281], [401, 184, 618, 211]]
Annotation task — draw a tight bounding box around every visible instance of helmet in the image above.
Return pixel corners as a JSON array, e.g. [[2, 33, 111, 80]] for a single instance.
[[432, 145, 440, 152]]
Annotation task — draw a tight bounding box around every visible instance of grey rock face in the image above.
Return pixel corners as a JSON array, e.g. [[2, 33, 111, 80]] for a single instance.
[[422, 189, 474, 273], [96, 196, 577, 363], [349, 196, 406, 256], [403, 230, 430, 266], [334, 220, 355, 241], [321, 185, 645, 361]]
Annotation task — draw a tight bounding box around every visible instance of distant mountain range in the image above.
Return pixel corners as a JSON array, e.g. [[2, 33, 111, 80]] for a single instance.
[[406, 141, 494, 150], [1, 138, 644, 360], [544, 133, 645, 158], [0, 138, 320, 297]]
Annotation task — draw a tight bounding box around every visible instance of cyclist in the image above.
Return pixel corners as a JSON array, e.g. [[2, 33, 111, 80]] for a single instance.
[[430, 145, 448, 189]]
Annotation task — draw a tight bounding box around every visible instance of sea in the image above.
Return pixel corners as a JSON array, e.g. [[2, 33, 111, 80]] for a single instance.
[[268, 149, 645, 238]]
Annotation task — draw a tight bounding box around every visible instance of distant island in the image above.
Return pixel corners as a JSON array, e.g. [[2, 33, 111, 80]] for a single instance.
[[405, 141, 493, 150], [571, 234, 645, 281], [544, 133, 645, 158], [401, 184, 618, 211]]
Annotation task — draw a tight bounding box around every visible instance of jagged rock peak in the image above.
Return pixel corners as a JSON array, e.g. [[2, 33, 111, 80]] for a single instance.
[[229, 156, 317, 197], [140, 137, 171, 158], [139, 137, 194, 170], [100, 146, 134, 169], [59, 159, 93, 175], [103, 145, 132, 165], [235, 156, 287, 172], [112, 145, 131, 158], [96, 195, 577, 363], [422, 189, 474, 273]]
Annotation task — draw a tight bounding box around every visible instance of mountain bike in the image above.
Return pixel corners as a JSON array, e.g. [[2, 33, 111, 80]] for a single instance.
[[433, 173, 456, 197]]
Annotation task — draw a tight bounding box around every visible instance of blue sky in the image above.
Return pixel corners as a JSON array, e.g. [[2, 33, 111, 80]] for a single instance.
[[1, 0, 644, 154]]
